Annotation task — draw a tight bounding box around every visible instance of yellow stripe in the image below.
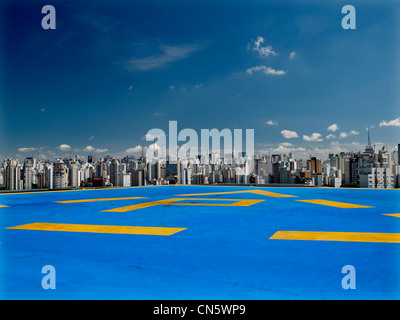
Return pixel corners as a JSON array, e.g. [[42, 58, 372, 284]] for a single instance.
[[0, 205, 9, 207], [269, 231, 400, 243], [177, 190, 296, 198], [6, 222, 186, 236], [103, 198, 181, 212], [55, 197, 147, 203], [383, 214, 400, 218], [167, 198, 264, 206], [103, 198, 264, 212], [296, 199, 373, 208]]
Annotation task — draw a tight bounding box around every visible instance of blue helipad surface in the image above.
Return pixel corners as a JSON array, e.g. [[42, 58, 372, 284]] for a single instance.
[[1, 185, 399, 299]]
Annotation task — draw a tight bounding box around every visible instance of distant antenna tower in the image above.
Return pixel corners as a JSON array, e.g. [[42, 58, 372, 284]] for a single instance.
[[367, 128, 371, 146]]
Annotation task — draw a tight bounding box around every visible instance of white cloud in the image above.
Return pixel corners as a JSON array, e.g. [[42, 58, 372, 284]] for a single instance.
[[152, 112, 164, 117], [249, 36, 277, 57], [83, 146, 95, 152], [289, 51, 296, 60], [281, 130, 299, 139], [303, 133, 323, 142], [125, 145, 142, 154], [126, 43, 204, 71], [128, 85, 133, 90], [279, 142, 293, 147], [327, 124, 339, 132], [339, 130, 359, 139], [40, 108, 46, 112], [265, 120, 278, 126], [94, 148, 108, 153], [57, 144, 71, 151], [379, 117, 400, 127], [18, 147, 37, 152], [326, 134, 336, 139], [88, 136, 95, 141], [246, 65, 286, 76]]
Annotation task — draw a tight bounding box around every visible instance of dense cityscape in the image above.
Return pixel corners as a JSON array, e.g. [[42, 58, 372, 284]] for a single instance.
[[2, 134, 399, 191]]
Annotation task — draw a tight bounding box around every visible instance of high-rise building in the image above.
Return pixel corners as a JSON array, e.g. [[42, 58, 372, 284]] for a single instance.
[[6, 160, 19, 190], [23, 157, 33, 190], [397, 144, 400, 165], [308, 157, 322, 174], [359, 167, 394, 189], [88, 155, 97, 163], [69, 162, 79, 188], [53, 160, 67, 189], [110, 159, 119, 187], [37, 172, 46, 189], [132, 170, 144, 186]]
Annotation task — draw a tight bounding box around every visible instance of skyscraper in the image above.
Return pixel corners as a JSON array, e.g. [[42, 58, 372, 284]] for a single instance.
[[6, 160, 19, 190], [110, 158, 119, 187], [53, 160, 67, 189], [23, 157, 33, 190]]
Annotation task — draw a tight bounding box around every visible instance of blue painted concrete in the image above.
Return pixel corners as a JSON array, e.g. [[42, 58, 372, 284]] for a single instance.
[[1, 186, 399, 299]]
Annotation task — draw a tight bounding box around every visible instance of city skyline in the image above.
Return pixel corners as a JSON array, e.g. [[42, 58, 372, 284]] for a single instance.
[[1, 0, 399, 161], [3, 126, 398, 163], [1, 137, 399, 190]]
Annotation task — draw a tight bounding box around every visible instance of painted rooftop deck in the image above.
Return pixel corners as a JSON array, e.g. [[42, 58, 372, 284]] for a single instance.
[[1, 185, 399, 299]]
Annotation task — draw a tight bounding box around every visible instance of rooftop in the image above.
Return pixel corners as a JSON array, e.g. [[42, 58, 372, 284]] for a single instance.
[[1, 185, 399, 299]]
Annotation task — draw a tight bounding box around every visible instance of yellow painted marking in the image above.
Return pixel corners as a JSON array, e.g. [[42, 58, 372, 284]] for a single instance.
[[0, 205, 9, 207], [177, 190, 296, 198], [296, 199, 373, 208], [103, 198, 181, 212], [167, 198, 264, 207], [6, 222, 186, 236], [269, 231, 400, 243], [55, 197, 147, 203], [103, 197, 264, 212], [382, 214, 400, 218]]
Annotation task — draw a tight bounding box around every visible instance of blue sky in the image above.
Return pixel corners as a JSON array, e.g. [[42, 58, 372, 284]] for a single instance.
[[1, 0, 399, 160]]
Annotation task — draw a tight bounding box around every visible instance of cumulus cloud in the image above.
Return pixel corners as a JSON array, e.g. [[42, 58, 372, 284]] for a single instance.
[[18, 147, 37, 152], [265, 120, 278, 126], [303, 133, 323, 142], [379, 117, 400, 127], [94, 148, 108, 153], [57, 144, 71, 151], [281, 130, 299, 139], [327, 124, 339, 132], [83, 146, 95, 152], [326, 134, 336, 139], [249, 36, 277, 57], [289, 51, 296, 60], [339, 130, 360, 139], [246, 65, 286, 76]]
